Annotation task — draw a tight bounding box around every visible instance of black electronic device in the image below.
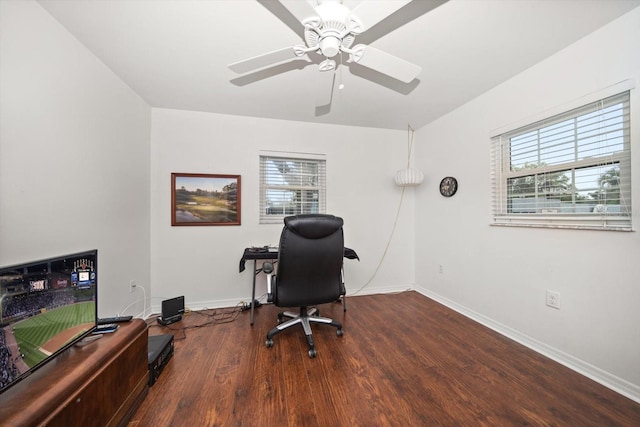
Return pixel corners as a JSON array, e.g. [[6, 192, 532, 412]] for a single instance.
[[97, 315, 132, 324], [0, 249, 98, 395], [158, 296, 185, 325], [92, 323, 119, 334], [148, 334, 174, 386]]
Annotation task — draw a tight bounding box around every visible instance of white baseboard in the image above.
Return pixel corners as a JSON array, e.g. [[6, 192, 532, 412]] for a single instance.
[[414, 286, 640, 404], [147, 284, 411, 318], [346, 284, 413, 297]]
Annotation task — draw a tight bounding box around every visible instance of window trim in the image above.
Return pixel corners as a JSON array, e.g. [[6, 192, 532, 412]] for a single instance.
[[259, 152, 326, 224], [490, 86, 633, 232]]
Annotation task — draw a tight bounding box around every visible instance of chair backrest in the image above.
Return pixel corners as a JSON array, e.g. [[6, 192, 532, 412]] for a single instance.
[[274, 214, 344, 307]]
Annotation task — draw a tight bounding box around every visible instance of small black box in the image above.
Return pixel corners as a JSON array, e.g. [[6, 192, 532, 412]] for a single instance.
[[148, 334, 174, 386], [158, 296, 185, 325]]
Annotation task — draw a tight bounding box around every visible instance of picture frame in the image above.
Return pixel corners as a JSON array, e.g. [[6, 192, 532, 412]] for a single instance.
[[171, 173, 241, 226]]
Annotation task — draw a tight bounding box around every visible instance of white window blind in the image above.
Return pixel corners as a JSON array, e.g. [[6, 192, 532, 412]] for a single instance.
[[491, 91, 632, 230], [259, 155, 326, 224]]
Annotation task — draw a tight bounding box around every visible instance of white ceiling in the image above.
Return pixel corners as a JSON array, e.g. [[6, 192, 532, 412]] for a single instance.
[[38, 0, 640, 130]]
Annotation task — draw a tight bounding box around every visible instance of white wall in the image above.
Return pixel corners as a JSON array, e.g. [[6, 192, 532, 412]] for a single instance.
[[150, 108, 416, 311], [0, 1, 151, 318], [414, 7, 640, 400]]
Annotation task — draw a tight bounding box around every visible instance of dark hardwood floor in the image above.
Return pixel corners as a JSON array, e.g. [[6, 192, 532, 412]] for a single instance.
[[128, 291, 640, 426]]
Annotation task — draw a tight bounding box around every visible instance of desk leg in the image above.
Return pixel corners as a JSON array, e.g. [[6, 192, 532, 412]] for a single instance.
[[250, 259, 257, 325]]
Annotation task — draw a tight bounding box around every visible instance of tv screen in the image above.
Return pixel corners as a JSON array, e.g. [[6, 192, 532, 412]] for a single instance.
[[0, 250, 98, 395]]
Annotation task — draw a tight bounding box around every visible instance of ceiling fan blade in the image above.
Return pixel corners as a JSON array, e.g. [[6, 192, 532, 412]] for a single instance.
[[350, 45, 421, 83], [228, 47, 297, 74], [315, 69, 335, 108], [279, 0, 319, 24], [350, 0, 412, 31]]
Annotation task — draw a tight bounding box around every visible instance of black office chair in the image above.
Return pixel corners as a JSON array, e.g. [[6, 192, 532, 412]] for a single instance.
[[263, 214, 345, 358]]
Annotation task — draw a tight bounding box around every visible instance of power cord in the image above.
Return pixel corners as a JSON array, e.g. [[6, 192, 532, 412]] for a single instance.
[[349, 184, 406, 297], [349, 125, 417, 297], [147, 303, 243, 340]]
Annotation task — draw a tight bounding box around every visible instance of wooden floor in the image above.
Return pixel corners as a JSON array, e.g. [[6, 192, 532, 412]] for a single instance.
[[128, 291, 640, 426]]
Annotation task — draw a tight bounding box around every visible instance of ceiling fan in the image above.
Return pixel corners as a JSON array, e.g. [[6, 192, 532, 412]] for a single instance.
[[228, 0, 448, 108]]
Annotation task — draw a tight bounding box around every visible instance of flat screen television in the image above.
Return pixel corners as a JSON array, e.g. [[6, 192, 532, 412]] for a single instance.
[[0, 249, 98, 395]]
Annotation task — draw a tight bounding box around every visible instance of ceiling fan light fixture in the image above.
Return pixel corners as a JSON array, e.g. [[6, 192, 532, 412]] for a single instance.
[[319, 36, 341, 57]]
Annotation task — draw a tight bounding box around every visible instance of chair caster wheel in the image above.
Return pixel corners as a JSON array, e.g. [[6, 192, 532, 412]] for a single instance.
[[265, 339, 274, 347], [336, 328, 344, 337], [277, 313, 284, 324], [308, 348, 317, 358]]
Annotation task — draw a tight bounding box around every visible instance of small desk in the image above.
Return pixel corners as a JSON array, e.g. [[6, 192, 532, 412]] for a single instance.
[[239, 247, 359, 325]]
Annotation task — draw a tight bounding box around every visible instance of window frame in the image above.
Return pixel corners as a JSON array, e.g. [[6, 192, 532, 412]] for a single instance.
[[259, 153, 326, 224], [491, 89, 632, 231]]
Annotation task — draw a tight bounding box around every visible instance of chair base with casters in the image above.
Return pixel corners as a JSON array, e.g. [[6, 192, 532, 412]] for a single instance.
[[265, 306, 343, 358]]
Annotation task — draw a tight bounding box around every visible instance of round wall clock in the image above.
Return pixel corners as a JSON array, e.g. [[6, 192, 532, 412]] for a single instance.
[[439, 177, 458, 197]]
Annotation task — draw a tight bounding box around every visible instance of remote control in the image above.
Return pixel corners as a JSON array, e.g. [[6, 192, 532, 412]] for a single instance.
[[97, 315, 133, 324], [92, 323, 119, 334]]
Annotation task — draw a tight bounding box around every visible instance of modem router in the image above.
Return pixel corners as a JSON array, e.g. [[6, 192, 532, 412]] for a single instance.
[[158, 295, 185, 325]]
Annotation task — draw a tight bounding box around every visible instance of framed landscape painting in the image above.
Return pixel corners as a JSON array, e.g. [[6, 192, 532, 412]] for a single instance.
[[171, 173, 241, 226]]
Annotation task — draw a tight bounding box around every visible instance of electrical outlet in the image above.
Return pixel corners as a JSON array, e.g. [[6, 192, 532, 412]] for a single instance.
[[546, 290, 560, 309], [129, 280, 136, 293]]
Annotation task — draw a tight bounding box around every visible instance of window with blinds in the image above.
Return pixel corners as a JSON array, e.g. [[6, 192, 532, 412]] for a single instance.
[[491, 91, 632, 230], [259, 154, 326, 224]]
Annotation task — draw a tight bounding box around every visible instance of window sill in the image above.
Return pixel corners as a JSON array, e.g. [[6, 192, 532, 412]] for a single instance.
[[491, 218, 634, 232]]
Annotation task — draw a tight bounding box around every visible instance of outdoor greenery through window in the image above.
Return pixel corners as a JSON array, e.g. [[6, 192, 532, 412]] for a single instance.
[[491, 91, 632, 230], [259, 154, 326, 224]]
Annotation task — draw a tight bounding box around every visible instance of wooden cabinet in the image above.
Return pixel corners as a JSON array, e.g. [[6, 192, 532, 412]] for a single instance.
[[0, 319, 148, 427]]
